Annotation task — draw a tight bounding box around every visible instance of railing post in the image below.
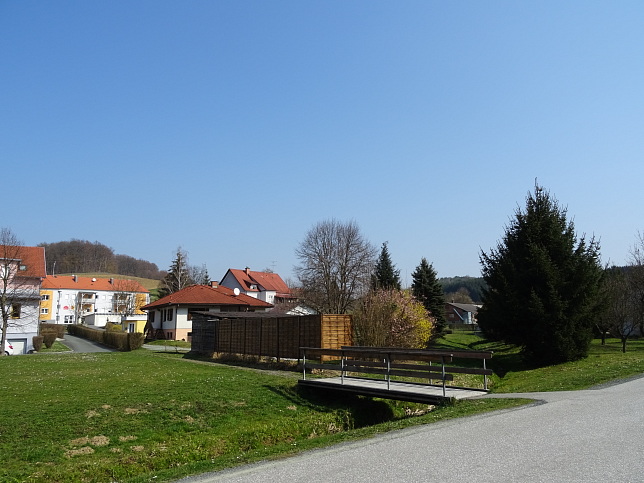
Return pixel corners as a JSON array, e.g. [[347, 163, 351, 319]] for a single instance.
[[302, 349, 307, 380], [341, 349, 345, 385], [483, 358, 488, 391], [386, 354, 391, 390], [441, 355, 447, 398]]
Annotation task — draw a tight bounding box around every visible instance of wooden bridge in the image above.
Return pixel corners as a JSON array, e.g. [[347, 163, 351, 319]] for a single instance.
[[298, 346, 493, 404]]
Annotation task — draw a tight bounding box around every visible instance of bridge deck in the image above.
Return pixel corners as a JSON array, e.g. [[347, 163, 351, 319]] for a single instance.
[[298, 376, 487, 404]]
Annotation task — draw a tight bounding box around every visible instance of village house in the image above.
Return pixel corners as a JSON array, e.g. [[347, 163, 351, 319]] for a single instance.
[[445, 302, 481, 326], [220, 267, 295, 305], [141, 282, 273, 341], [0, 245, 46, 354], [40, 275, 150, 333]]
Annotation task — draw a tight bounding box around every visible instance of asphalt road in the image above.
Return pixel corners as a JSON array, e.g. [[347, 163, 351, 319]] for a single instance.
[[181, 375, 644, 483], [60, 333, 115, 353]]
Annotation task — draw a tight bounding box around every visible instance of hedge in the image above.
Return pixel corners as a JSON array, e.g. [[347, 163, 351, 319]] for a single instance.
[[67, 325, 145, 351], [40, 323, 65, 338]]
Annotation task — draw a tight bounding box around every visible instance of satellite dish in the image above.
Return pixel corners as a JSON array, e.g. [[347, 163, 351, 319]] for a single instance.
[[233, 288, 240, 296]]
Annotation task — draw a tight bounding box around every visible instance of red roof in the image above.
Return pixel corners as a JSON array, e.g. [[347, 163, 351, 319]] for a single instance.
[[0, 245, 46, 278], [225, 269, 292, 298], [141, 284, 273, 310], [42, 275, 149, 293]]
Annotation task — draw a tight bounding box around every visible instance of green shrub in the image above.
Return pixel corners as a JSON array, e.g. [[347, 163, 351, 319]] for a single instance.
[[105, 322, 123, 332], [40, 323, 65, 338], [43, 332, 57, 349], [104, 331, 127, 350], [68, 324, 144, 351], [32, 335, 44, 352], [127, 332, 145, 351]]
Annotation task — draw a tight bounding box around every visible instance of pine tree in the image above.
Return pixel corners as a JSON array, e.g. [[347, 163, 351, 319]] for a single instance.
[[411, 257, 447, 338], [158, 248, 192, 298], [478, 184, 604, 366], [372, 242, 401, 290]]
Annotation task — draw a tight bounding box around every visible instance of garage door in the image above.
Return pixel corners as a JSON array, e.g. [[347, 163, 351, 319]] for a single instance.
[[8, 339, 27, 355]]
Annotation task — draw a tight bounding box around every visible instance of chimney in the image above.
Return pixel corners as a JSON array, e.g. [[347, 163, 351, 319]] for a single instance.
[[245, 267, 250, 275], [72, 275, 77, 282], [210, 281, 218, 288], [109, 278, 114, 284]]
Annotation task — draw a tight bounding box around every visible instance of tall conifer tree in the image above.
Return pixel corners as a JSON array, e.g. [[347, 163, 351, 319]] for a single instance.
[[411, 258, 447, 337], [372, 242, 401, 290], [478, 184, 604, 366]]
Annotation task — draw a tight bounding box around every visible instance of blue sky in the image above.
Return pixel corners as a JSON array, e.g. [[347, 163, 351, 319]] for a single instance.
[[3, 1, 644, 285]]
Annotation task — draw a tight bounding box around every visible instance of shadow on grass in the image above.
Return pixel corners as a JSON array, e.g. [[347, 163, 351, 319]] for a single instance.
[[264, 384, 396, 428]]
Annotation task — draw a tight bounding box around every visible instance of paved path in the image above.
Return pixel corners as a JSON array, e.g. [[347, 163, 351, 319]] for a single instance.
[[60, 333, 115, 353], [180, 375, 644, 483]]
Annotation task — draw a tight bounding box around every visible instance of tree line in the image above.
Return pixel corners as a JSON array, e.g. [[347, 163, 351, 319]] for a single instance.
[[38, 240, 166, 280]]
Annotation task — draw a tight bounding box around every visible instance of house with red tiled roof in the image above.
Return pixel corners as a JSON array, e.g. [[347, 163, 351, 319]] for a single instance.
[[1, 245, 46, 354], [220, 267, 295, 305], [141, 282, 273, 341], [40, 275, 150, 332]]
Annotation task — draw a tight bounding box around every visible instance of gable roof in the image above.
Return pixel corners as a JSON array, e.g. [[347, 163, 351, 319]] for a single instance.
[[445, 302, 480, 313], [0, 245, 46, 278], [141, 284, 273, 310], [224, 268, 292, 298], [42, 275, 149, 293]]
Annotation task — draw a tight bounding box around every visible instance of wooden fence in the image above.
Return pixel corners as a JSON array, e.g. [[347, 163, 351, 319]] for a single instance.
[[190, 313, 352, 360]]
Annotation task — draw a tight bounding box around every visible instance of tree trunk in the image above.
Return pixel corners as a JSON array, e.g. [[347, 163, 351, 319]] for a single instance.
[[621, 336, 627, 353]]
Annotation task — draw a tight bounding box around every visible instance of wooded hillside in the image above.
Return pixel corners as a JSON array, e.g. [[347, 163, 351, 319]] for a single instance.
[[38, 240, 165, 280]]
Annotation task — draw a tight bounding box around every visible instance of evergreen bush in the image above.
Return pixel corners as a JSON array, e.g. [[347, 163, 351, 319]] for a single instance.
[[32, 335, 44, 352], [43, 332, 57, 349]]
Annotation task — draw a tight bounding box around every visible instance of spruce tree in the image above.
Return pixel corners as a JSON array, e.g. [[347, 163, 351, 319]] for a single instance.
[[478, 184, 604, 366], [411, 258, 447, 338], [372, 242, 401, 290], [158, 248, 192, 298]]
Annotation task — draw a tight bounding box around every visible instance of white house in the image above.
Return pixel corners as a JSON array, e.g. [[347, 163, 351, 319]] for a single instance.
[[40, 275, 150, 331], [0, 245, 46, 354], [142, 282, 273, 341], [220, 267, 295, 305]]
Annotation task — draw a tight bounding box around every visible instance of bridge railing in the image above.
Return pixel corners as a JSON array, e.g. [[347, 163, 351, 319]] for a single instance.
[[300, 346, 493, 397]]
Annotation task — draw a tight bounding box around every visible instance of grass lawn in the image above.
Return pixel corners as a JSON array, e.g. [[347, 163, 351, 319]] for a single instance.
[[38, 341, 73, 353], [1, 334, 641, 482], [0, 350, 524, 482], [432, 332, 644, 393]]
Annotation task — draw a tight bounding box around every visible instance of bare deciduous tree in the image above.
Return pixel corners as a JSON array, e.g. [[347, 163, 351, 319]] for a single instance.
[[112, 278, 146, 316], [602, 267, 638, 353], [294, 219, 376, 314]]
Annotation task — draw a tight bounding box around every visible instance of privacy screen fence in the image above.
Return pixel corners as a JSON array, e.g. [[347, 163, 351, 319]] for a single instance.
[[190, 313, 352, 361]]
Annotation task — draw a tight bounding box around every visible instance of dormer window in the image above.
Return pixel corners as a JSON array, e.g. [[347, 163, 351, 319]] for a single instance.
[[250, 284, 257, 290], [19, 265, 27, 271]]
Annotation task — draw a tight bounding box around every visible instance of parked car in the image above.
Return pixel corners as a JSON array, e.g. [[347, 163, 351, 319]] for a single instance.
[[4, 340, 13, 356]]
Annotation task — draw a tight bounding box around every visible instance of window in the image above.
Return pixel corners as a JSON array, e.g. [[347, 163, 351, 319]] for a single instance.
[[41, 294, 50, 301], [10, 304, 21, 319], [41, 308, 49, 315], [19, 264, 27, 271]]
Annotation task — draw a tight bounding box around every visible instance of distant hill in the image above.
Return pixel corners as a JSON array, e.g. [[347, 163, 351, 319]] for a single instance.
[[439, 276, 486, 304], [38, 239, 166, 280]]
